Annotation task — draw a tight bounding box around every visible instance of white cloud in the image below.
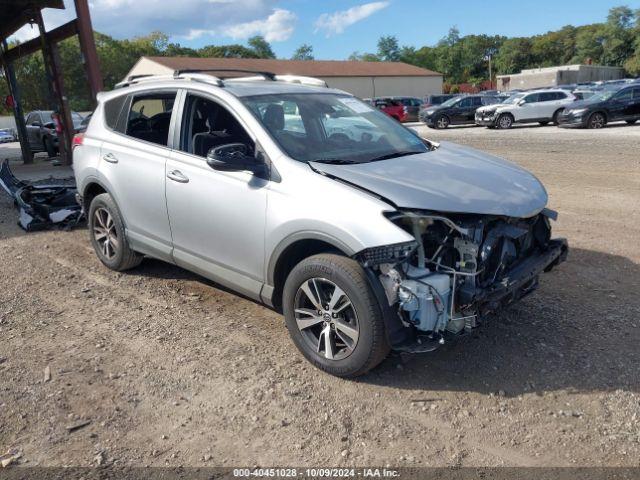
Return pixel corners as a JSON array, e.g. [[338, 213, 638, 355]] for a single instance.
[[220, 9, 296, 42], [314, 1, 390, 37], [9, 0, 294, 44]]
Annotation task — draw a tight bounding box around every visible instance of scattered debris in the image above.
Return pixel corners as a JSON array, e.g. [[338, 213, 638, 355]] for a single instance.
[[44, 365, 51, 382], [0, 160, 84, 231], [0, 449, 21, 468], [66, 420, 91, 433]]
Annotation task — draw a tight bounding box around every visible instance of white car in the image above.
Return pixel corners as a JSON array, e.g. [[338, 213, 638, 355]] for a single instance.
[[475, 90, 576, 129]]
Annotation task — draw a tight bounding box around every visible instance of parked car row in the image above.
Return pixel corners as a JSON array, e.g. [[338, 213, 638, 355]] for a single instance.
[[414, 82, 640, 130]]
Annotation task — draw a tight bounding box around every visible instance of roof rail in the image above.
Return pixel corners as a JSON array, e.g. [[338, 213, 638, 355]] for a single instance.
[[115, 72, 223, 89], [174, 68, 276, 80]]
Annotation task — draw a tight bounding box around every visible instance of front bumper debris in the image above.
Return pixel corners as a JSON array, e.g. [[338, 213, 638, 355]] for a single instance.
[[0, 160, 84, 231]]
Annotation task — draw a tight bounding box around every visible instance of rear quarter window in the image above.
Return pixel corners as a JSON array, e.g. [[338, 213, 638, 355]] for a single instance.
[[103, 95, 128, 131]]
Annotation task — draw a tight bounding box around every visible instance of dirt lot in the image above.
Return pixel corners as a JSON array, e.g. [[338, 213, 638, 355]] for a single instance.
[[1, 123, 639, 468]]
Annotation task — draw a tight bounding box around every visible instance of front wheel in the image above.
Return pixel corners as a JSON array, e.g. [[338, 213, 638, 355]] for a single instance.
[[497, 113, 514, 129], [282, 254, 390, 377], [434, 115, 450, 129], [587, 112, 606, 129]]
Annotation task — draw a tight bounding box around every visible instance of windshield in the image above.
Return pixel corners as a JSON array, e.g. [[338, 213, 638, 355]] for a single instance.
[[502, 93, 525, 104], [242, 93, 429, 163], [439, 96, 461, 108], [589, 89, 617, 102]]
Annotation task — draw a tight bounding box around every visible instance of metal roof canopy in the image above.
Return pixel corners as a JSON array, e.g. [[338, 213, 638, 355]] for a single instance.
[[1, 0, 102, 165], [0, 0, 64, 40]]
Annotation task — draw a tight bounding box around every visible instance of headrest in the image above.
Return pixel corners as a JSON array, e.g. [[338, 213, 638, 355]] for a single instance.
[[263, 104, 284, 131]]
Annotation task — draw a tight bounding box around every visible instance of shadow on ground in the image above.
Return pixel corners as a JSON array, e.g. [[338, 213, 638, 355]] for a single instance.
[[128, 246, 639, 397]]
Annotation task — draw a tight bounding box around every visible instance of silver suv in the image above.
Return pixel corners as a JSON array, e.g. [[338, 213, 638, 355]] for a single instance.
[[73, 72, 567, 377]]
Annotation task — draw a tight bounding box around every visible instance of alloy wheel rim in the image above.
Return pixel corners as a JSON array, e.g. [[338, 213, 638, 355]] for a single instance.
[[93, 207, 118, 260], [499, 116, 511, 128], [591, 114, 604, 128], [294, 277, 359, 361], [437, 117, 448, 128]]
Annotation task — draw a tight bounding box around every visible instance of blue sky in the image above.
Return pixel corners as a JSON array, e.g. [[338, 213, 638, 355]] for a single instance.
[[13, 0, 640, 60]]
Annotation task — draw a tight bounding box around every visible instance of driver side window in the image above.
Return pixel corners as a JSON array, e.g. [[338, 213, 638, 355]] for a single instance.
[[125, 92, 176, 146], [179, 93, 255, 159]]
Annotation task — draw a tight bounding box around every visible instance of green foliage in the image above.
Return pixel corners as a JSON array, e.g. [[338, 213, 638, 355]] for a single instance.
[[291, 44, 314, 61], [377, 36, 401, 62], [247, 36, 275, 59]]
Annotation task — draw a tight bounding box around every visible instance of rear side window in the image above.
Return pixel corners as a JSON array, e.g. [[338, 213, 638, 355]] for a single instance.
[[523, 93, 539, 103], [125, 92, 176, 146], [539, 92, 555, 101], [472, 97, 484, 106], [103, 95, 127, 130]]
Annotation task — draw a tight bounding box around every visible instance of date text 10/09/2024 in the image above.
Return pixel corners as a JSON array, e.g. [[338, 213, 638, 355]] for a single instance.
[[233, 468, 400, 478]]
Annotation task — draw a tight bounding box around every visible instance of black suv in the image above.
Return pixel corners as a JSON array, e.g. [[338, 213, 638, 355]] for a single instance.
[[558, 85, 640, 128], [420, 95, 500, 129]]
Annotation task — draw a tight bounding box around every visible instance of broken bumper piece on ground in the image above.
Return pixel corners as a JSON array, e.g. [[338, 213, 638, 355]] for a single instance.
[[0, 160, 84, 231]]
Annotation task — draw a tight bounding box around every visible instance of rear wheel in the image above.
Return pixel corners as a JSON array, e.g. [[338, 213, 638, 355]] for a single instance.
[[587, 112, 606, 129], [89, 193, 143, 271], [497, 113, 514, 129], [43, 137, 56, 158], [435, 115, 450, 129], [626, 119, 637, 125], [551, 109, 563, 125], [282, 254, 389, 377]]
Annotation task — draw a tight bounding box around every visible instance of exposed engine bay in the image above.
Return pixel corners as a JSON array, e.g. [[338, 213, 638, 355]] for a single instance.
[[358, 209, 568, 352]]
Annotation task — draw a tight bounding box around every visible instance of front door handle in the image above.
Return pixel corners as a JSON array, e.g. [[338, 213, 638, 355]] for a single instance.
[[103, 152, 118, 164], [167, 170, 189, 183]]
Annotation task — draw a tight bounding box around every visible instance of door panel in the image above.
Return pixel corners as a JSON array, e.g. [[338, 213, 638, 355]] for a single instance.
[[608, 89, 633, 120], [166, 151, 268, 298], [99, 136, 174, 260]]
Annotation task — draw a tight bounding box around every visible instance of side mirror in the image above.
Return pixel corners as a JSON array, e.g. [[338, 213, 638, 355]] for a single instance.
[[206, 143, 267, 176], [518, 100, 526, 106]]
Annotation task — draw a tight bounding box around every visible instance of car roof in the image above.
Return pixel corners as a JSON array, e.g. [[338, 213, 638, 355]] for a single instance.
[[101, 77, 346, 101]]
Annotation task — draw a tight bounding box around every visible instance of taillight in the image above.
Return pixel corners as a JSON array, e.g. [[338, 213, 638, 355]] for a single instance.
[[72, 133, 84, 149]]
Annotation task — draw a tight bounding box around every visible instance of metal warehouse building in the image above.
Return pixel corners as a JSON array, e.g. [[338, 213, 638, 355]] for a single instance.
[[125, 57, 443, 98], [497, 64, 625, 91]]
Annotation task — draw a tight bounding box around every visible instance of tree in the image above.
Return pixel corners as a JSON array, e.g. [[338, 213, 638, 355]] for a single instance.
[[248, 36, 275, 59], [198, 44, 259, 58], [291, 44, 314, 60], [348, 51, 380, 62], [624, 9, 640, 75], [494, 37, 534, 74], [377, 36, 400, 62]]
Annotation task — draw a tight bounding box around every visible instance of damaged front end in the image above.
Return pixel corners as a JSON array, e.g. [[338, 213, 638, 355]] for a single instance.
[[0, 160, 83, 231], [357, 209, 568, 353]]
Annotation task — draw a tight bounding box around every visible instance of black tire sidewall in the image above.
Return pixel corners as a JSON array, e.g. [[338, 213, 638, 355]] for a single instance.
[[588, 113, 604, 129], [282, 255, 386, 377], [88, 193, 129, 270]]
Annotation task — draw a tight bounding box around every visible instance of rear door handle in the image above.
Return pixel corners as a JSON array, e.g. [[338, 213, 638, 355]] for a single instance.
[[167, 170, 189, 183], [103, 152, 118, 164]]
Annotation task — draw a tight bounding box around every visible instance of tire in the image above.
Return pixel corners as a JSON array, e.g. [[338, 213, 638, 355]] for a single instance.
[[496, 113, 514, 129], [538, 121, 549, 126], [88, 193, 143, 271], [43, 137, 56, 158], [434, 115, 450, 129], [551, 109, 563, 125], [587, 112, 606, 129], [626, 119, 637, 125], [282, 254, 390, 378]]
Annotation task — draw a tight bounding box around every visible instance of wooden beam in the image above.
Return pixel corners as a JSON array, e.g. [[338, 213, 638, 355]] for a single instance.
[[74, 0, 103, 104], [1, 19, 78, 65]]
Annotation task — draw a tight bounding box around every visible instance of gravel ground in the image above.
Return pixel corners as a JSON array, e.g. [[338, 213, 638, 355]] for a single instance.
[[0, 123, 639, 468]]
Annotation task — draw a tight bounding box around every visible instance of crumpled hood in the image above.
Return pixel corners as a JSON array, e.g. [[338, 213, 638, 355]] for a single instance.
[[476, 103, 508, 113], [310, 142, 548, 218]]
